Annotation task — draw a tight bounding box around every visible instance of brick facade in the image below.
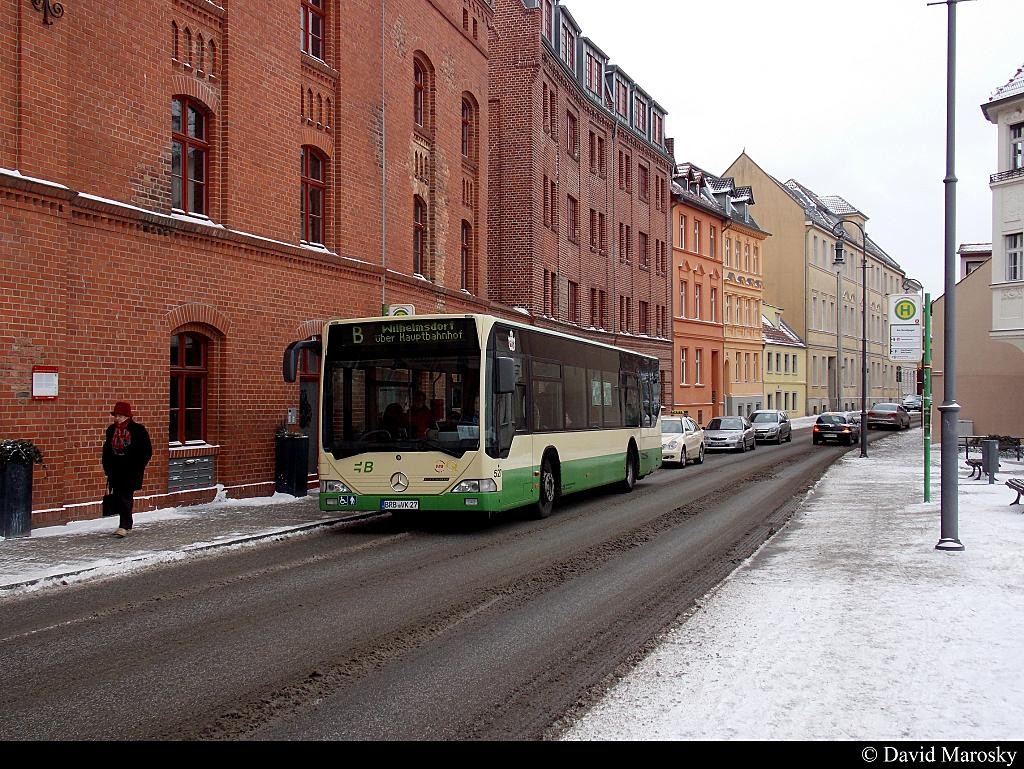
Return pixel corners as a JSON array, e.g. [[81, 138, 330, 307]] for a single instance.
[[487, 0, 674, 390], [2, 0, 498, 524]]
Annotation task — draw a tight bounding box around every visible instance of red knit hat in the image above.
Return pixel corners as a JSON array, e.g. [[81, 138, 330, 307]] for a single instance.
[[111, 401, 133, 417]]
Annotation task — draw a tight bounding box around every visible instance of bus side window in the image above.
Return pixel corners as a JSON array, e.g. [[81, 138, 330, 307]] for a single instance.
[[603, 371, 621, 428], [624, 374, 640, 427], [564, 365, 587, 429], [589, 372, 603, 427]]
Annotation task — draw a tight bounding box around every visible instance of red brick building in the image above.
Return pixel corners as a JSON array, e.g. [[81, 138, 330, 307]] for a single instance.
[[2, 0, 497, 523], [487, 1, 674, 395]]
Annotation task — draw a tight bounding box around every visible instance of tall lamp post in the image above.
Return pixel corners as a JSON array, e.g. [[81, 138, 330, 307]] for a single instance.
[[833, 219, 869, 459], [928, 0, 969, 552]]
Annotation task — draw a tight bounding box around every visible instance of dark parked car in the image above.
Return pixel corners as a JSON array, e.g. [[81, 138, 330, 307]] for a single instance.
[[867, 402, 911, 430], [813, 412, 861, 446], [750, 409, 792, 444], [704, 416, 756, 453]]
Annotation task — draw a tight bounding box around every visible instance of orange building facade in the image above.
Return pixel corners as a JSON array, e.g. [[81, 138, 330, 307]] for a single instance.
[[669, 165, 726, 425]]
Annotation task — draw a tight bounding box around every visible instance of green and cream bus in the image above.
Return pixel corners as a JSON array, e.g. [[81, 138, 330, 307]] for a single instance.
[[284, 313, 662, 519]]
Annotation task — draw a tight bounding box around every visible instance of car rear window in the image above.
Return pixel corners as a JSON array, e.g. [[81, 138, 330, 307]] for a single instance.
[[817, 415, 846, 426], [707, 418, 742, 430]]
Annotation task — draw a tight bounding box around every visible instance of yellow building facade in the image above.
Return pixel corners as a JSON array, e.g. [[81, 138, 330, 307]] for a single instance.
[[722, 203, 768, 418], [725, 153, 905, 414], [762, 303, 807, 417]]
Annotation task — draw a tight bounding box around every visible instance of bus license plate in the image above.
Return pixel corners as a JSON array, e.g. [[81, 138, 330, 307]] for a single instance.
[[381, 500, 419, 510]]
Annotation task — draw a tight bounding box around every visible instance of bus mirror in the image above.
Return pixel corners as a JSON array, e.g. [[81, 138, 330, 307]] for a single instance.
[[282, 338, 321, 383], [495, 356, 516, 394]]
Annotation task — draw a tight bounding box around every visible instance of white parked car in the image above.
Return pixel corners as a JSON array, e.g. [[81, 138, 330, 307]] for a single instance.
[[660, 416, 706, 467]]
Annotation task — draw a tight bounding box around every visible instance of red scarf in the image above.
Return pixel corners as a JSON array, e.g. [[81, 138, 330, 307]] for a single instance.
[[112, 420, 131, 453]]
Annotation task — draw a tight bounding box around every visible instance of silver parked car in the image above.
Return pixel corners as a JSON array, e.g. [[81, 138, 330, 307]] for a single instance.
[[704, 416, 756, 453], [750, 409, 792, 444], [660, 416, 705, 467], [867, 402, 912, 430]]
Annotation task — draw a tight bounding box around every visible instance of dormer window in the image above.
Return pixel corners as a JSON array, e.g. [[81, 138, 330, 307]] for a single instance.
[[560, 22, 575, 69], [543, 0, 555, 44], [633, 95, 647, 134], [615, 78, 628, 118], [585, 52, 601, 94], [652, 113, 663, 145]]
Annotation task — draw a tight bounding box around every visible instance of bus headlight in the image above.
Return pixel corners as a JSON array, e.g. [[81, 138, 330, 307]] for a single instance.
[[451, 478, 498, 493], [321, 480, 352, 493]]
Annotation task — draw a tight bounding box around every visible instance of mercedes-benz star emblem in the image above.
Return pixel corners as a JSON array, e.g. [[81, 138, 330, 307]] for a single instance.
[[390, 472, 410, 492]]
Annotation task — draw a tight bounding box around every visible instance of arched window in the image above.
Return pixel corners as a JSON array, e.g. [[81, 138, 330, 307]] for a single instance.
[[301, 0, 325, 59], [171, 96, 210, 215], [414, 61, 426, 127], [183, 28, 192, 66], [301, 146, 326, 245], [209, 40, 216, 76], [413, 196, 427, 275], [170, 331, 209, 443], [461, 220, 472, 291], [461, 98, 474, 159], [197, 34, 205, 71]]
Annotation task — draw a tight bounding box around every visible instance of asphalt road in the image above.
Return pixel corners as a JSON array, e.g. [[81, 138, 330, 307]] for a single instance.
[[0, 424, 909, 740]]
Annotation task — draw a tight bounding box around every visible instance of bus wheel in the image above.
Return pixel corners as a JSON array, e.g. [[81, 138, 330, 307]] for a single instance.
[[535, 455, 557, 518], [620, 447, 638, 492]]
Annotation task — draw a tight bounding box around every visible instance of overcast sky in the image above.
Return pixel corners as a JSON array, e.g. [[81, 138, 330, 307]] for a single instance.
[[564, 0, 1021, 298]]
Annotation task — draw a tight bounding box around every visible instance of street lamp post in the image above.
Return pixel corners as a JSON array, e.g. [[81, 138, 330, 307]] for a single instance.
[[928, 0, 969, 552], [833, 220, 869, 459], [836, 266, 843, 412]]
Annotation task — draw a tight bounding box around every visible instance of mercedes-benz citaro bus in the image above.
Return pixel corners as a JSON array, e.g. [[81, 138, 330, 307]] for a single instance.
[[283, 313, 662, 520]]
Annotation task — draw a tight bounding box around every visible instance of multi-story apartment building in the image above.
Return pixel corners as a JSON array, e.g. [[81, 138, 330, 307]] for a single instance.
[[762, 304, 807, 417], [488, 0, 674, 391], [725, 153, 905, 415], [982, 64, 1024, 353], [2, 0, 495, 523], [714, 175, 768, 418], [929, 64, 1024, 439], [670, 164, 726, 425]]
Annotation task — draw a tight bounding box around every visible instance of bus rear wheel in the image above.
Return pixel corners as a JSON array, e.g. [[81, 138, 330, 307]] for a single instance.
[[535, 455, 557, 518]]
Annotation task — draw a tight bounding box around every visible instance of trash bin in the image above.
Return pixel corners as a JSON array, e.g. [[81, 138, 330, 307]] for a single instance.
[[274, 433, 309, 497], [1, 460, 33, 538], [981, 439, 1000, 484]]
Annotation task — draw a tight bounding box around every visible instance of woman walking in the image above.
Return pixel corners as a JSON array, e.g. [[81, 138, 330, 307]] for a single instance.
[[102, 401, 153, 537]]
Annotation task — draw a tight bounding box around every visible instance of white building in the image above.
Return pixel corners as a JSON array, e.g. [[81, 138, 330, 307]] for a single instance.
[[982, 64, 1024, 353]]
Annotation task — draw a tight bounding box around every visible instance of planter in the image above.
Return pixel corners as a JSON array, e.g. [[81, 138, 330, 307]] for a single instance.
[[1, 461, 33, 538]]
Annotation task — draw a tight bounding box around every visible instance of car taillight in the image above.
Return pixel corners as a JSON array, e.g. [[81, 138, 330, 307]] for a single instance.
[[813, 425, 820, 432], [841, 428, 850, 433]]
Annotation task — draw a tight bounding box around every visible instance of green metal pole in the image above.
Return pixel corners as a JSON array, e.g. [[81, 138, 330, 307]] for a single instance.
[[924, 292, 932, 502]]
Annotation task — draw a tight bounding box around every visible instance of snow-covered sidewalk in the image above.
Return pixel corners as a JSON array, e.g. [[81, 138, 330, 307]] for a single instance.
[[563, 429, 1024, 740]]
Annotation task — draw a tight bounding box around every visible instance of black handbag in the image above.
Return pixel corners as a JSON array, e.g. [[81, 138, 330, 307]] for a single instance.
[[101, 489, 121, 517]]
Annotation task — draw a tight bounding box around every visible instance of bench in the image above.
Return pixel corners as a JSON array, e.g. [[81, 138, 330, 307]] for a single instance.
[[962, 435, 1023, 461], [1007, 479, 1024, 506], [965, 458, 984, 480]]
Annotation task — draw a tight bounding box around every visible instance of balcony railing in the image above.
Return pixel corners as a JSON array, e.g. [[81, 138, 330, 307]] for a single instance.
[[990, 167, 1024, 184]]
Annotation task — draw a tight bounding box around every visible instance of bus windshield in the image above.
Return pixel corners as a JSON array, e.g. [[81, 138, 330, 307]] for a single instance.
[[321, 319, 481, 459]]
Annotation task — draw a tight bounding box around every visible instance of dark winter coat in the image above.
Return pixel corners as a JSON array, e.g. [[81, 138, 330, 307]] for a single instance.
[[102, 420, 153, 491]]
